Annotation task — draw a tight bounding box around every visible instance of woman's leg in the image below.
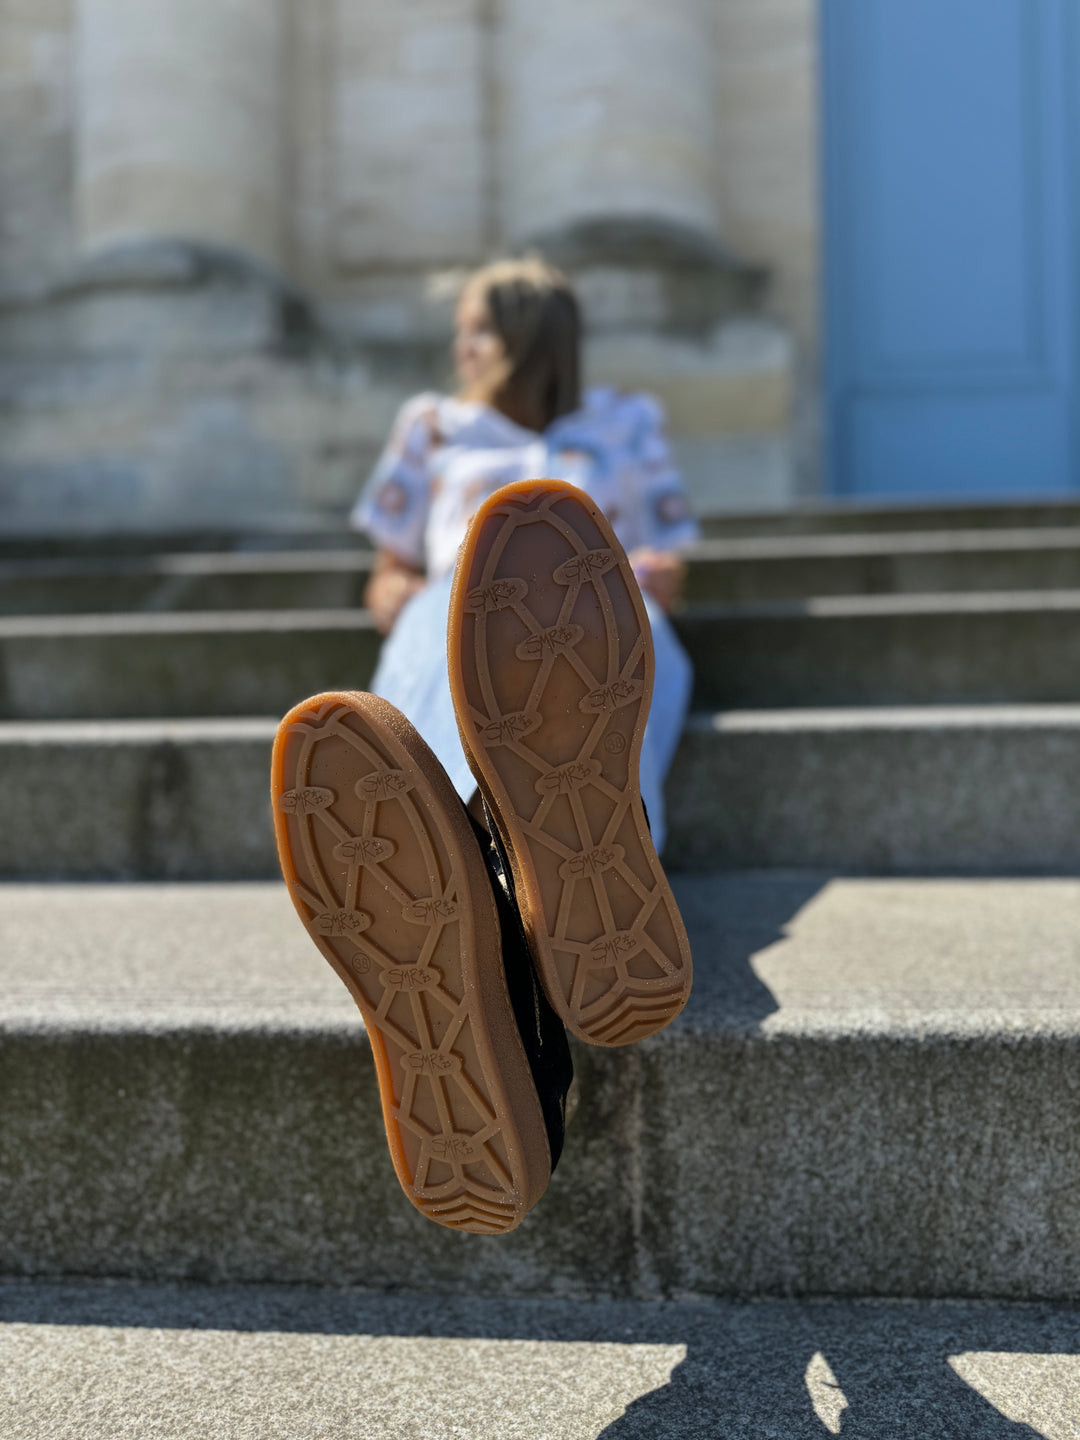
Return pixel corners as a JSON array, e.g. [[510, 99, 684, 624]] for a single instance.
[[638, 596, 694, 855], [367, 573, 477, 803], [371, 577, 694, 854]]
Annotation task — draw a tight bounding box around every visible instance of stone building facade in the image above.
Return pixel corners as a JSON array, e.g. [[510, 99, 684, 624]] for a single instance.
[[0, 0, 817, 535]]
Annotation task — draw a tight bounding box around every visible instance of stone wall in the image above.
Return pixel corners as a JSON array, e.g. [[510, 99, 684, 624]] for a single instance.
[[333, 0, 489, 270], [0, 0, 77, 298], [76, 0, 286, 267], [0, 0, 818, 534], [716, 0, 819, 354]]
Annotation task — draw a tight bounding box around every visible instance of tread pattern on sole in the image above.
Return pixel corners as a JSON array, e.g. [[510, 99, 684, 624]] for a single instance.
[[450, 482, 693, 1046], [273, 694, 546, 1233]]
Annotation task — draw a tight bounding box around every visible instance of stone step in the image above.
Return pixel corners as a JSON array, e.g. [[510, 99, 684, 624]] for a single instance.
[[0, 550, 375, 616], [680, 590, 1080, 709], [3, 1281, 1078, 1439], [666, 704, 1080, 871], [6, 529, 1080, 615], [684, 527, 1080, 602], [0, 719, 278, 880], [6, 594, 1080, 719], [0, 610, 382, 720], [3, 876, 1079, 1300], [0, 529, 371, 562], [700, 494, 1080, 537], [5, 707, 1080, 879], [3, 495, 1078, 559]]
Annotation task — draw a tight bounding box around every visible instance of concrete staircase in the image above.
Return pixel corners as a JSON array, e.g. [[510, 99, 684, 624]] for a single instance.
[[3, 499, 1080, 1434]]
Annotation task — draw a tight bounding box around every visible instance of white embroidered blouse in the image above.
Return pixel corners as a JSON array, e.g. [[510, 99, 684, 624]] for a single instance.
[[351, 386, 700, 580]]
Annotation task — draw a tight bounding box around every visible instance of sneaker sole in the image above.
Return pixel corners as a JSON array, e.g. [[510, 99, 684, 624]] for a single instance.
[[271, 690, 551, 1233], [447, 480, 693, 1046]]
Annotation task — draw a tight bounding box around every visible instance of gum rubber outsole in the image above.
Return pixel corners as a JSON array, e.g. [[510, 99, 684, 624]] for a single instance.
[[271, 690, 551, 1234], [447, 479, 693, 1046]]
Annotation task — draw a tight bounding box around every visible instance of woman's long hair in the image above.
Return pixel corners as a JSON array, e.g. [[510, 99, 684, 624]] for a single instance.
[[460, 256, 581, 433]]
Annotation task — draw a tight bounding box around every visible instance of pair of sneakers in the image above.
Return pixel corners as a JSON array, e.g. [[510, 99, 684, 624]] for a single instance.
[[271, 480, 693, 1234]]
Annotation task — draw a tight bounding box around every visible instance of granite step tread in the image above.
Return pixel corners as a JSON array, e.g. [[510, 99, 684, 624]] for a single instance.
[[0, 550, 376, 580], [676, 589, 1080, 708], [4, 706, 1080, 877], [4, 875, 1078, 1034], [684, 528, 1080, 603], [3, 1280, 1078, 1439], [0, 550, 375, 616], [668, 704, 1080, 870], [695, 525, 1080, 558], [4, 586, 1075, 627], [5, 496, 1078, 563], [3, 875, 1080, 1300], [700, 495, 1080, 536], [8, 592, 1080, 716], [9, 529, 1080, 612], [0, 607, 382, 720]]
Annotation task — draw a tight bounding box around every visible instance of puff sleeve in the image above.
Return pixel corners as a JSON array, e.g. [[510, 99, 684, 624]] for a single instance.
[[349, 392, 442, 568], [629, 394, 701, 551]]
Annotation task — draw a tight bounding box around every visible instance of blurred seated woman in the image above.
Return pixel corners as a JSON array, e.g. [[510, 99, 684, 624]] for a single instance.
[[351, 255, 699, 852]]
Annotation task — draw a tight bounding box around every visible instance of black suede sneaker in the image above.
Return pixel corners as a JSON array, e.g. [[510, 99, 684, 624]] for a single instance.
[[468, 800, 574, 1172], [272, 689, 571, 1233]]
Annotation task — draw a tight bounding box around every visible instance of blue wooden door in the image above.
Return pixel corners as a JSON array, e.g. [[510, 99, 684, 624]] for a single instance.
[[823, 0, 1077, 498]]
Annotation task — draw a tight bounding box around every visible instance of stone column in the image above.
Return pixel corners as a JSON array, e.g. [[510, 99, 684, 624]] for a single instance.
[[333, 0, 488, 271], [499, 0, 721, 255], [74, 0, 284, 270]]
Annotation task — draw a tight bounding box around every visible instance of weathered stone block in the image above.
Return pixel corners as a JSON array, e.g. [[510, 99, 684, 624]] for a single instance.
[[666, 706, 1080, 872], [0, 1026, 639, 1295], [4, 876, 1080, 1298], [0, 611, 382, 720], [676, 592, 1080, 709]]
